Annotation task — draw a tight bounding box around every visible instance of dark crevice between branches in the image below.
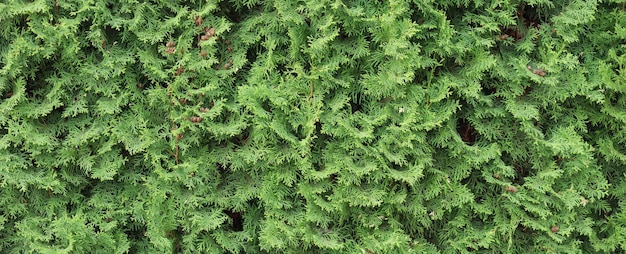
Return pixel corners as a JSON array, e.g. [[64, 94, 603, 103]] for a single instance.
[[503, 152, 530, 186], [350, 92, 363, 114], [245, 44, 261, 70], [498, 3, 552, 42], [126, 224, 148, 253], [260, 100, 273, 115], [311, 118, 333, 147], [216, 162, 229, 176], [518, 3, 551, 27], [456, 118, 478, 146], [223, 199, 259, 232], [233, 127, 251, 149], [224, 210, 244, 231], [328, 173, 338, 185], [217, 1, 257, 23], [480, 80, 498, 97], [167, 226, 185, 253]]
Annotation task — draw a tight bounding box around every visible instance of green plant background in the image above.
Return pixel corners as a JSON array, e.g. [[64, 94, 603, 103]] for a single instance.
[[1, 0, 625, 253]]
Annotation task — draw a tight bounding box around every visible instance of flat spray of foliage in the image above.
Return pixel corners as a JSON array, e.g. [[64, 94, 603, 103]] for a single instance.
[[1, 0, 626, 253]]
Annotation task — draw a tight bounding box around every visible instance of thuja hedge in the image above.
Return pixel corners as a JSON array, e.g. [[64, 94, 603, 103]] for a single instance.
[[1, 0, 625, 253]]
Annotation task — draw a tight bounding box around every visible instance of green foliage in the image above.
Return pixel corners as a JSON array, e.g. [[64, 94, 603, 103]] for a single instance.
[[1, 0, 625, 253]]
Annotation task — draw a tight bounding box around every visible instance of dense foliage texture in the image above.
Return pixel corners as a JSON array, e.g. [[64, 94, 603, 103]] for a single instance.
[[1, 0, 626, 253]]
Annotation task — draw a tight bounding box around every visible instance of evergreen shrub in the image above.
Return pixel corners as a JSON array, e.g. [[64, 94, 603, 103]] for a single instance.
[[1, 0, 626, 253]]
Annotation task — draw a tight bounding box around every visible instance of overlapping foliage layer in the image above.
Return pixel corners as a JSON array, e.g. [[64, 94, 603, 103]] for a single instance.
[[1, 0, 625, 253]]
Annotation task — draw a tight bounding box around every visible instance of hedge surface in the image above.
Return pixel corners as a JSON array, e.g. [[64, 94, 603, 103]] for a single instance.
[[1, 0, 625, 253]]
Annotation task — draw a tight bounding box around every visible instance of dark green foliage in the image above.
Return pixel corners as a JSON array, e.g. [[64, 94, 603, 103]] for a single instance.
[[1, 0, 625, 253]]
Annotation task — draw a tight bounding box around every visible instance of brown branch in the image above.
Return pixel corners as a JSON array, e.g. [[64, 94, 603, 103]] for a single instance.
[[175, 145, 179, 165]]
